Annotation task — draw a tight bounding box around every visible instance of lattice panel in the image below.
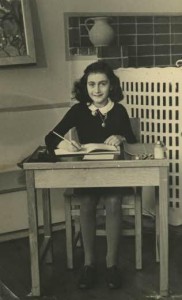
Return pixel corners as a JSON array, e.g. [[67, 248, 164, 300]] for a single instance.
[[115, 68, 182, 225]]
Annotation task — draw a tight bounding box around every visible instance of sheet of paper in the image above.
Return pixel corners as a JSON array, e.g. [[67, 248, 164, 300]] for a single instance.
[[83, 154, 115, 160]]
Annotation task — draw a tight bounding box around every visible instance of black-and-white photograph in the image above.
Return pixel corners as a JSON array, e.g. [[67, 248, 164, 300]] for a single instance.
[[0, 1, 182, 299]]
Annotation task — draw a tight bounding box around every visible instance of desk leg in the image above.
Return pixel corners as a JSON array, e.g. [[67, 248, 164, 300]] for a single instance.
[[135, 187, 142, 270], [42, 188, 53, 263], [155, 187, 160, 263], [159, 167, 169, 297], [26, 170, 40, 297]]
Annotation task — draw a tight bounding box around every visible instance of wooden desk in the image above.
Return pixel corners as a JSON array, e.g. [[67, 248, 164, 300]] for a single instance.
[[23, 152, 169, 297]]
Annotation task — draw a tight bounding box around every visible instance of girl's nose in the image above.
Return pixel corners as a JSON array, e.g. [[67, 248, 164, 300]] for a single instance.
[[95, 84, 100, 93]]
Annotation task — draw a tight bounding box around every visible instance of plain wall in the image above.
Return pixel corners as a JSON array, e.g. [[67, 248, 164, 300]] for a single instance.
[[1, 0, 182, 235]]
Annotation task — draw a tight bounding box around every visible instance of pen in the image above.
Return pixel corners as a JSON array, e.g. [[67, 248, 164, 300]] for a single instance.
[[52, 131, 80, 150]]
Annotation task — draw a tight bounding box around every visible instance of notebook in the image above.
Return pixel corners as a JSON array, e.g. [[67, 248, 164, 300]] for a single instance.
[[54, 142, 120, 156], [83, 153, 116, 160]]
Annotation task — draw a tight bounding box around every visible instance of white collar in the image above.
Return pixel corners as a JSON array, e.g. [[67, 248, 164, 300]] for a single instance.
[[88, 98, 114, 115]]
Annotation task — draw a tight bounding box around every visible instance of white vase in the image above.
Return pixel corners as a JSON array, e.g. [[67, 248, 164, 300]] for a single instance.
[[85, 17, 115, 47]]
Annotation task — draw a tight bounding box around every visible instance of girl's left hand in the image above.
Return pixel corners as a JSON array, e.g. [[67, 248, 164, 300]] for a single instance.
[[104, 135, 125, 147]]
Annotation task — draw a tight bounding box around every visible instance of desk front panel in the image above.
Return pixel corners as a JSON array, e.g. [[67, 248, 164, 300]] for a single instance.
[[34, 167, 160, 189]]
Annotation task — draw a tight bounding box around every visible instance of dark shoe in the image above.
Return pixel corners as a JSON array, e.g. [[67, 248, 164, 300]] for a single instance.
[[79, 265, 96, 289], [107, 266, 121, 289]]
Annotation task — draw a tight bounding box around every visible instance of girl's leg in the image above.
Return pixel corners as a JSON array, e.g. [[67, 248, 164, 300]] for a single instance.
[[80, 194, 98, 266], [104, 194, 122, 267]]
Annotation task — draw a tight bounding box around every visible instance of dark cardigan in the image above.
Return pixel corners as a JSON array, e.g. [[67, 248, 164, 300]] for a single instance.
[[45, 102, 136, 151]]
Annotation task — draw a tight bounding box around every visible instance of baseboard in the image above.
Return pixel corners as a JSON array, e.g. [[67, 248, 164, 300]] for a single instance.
[[0, 213, 155, 243], [0, 222, 65, 243]]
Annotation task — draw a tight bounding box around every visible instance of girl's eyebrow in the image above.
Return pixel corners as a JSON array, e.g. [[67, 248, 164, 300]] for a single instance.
[[87, 80, 108, 84]]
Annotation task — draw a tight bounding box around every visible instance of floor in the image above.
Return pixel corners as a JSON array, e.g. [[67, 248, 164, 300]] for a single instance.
[[0, 218, 182, 300]]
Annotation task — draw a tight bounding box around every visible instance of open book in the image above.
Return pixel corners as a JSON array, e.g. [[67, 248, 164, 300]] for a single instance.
[[54, 142, 120, 156]]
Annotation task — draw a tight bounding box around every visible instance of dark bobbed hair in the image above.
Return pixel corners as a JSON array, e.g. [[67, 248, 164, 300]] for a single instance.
[[72, 60, 124, 104]]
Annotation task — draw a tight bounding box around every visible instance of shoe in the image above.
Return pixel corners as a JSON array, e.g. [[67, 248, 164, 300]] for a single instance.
[[79, 265, 96, 289], [106, 266, 121, 289]]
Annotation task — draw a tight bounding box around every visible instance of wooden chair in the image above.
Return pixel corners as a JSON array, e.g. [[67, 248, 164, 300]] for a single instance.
[[64, 118, 142, 270]]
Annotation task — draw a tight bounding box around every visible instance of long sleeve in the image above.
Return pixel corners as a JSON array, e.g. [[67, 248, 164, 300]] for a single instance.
[[110, 104, 137, 144], [45, 102, 137, 154], [45, 104, 79, 152], [121, 107, 137, 143]]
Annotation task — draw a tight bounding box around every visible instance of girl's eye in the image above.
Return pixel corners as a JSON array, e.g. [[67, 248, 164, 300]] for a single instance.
[[100, 82, 107, 86], [88, 83, 95, 87]]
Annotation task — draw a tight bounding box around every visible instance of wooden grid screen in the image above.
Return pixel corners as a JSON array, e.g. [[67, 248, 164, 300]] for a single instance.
[[115, 68, 182, 225]]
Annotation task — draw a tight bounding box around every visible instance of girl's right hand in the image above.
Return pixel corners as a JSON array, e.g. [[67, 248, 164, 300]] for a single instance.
[[57, 140, 82, 152], [70, 140, 82, 152]]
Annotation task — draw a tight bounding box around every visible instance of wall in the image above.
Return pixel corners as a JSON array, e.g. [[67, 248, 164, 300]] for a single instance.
[[64, 0, 182, 14], [1, 0, 182, 236], [0, 107, 69, 234], [1, 0, 182, 110], [67, 15, 182, 68]]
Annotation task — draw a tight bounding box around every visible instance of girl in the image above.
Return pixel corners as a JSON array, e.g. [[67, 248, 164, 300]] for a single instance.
[[45, 60, 136, 289]]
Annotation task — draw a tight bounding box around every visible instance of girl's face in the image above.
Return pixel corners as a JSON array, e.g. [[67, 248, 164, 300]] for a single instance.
[[87, 72, 111, 107]]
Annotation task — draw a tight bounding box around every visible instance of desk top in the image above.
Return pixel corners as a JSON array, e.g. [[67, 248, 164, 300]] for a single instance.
[[22, 146, 169, 170]]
